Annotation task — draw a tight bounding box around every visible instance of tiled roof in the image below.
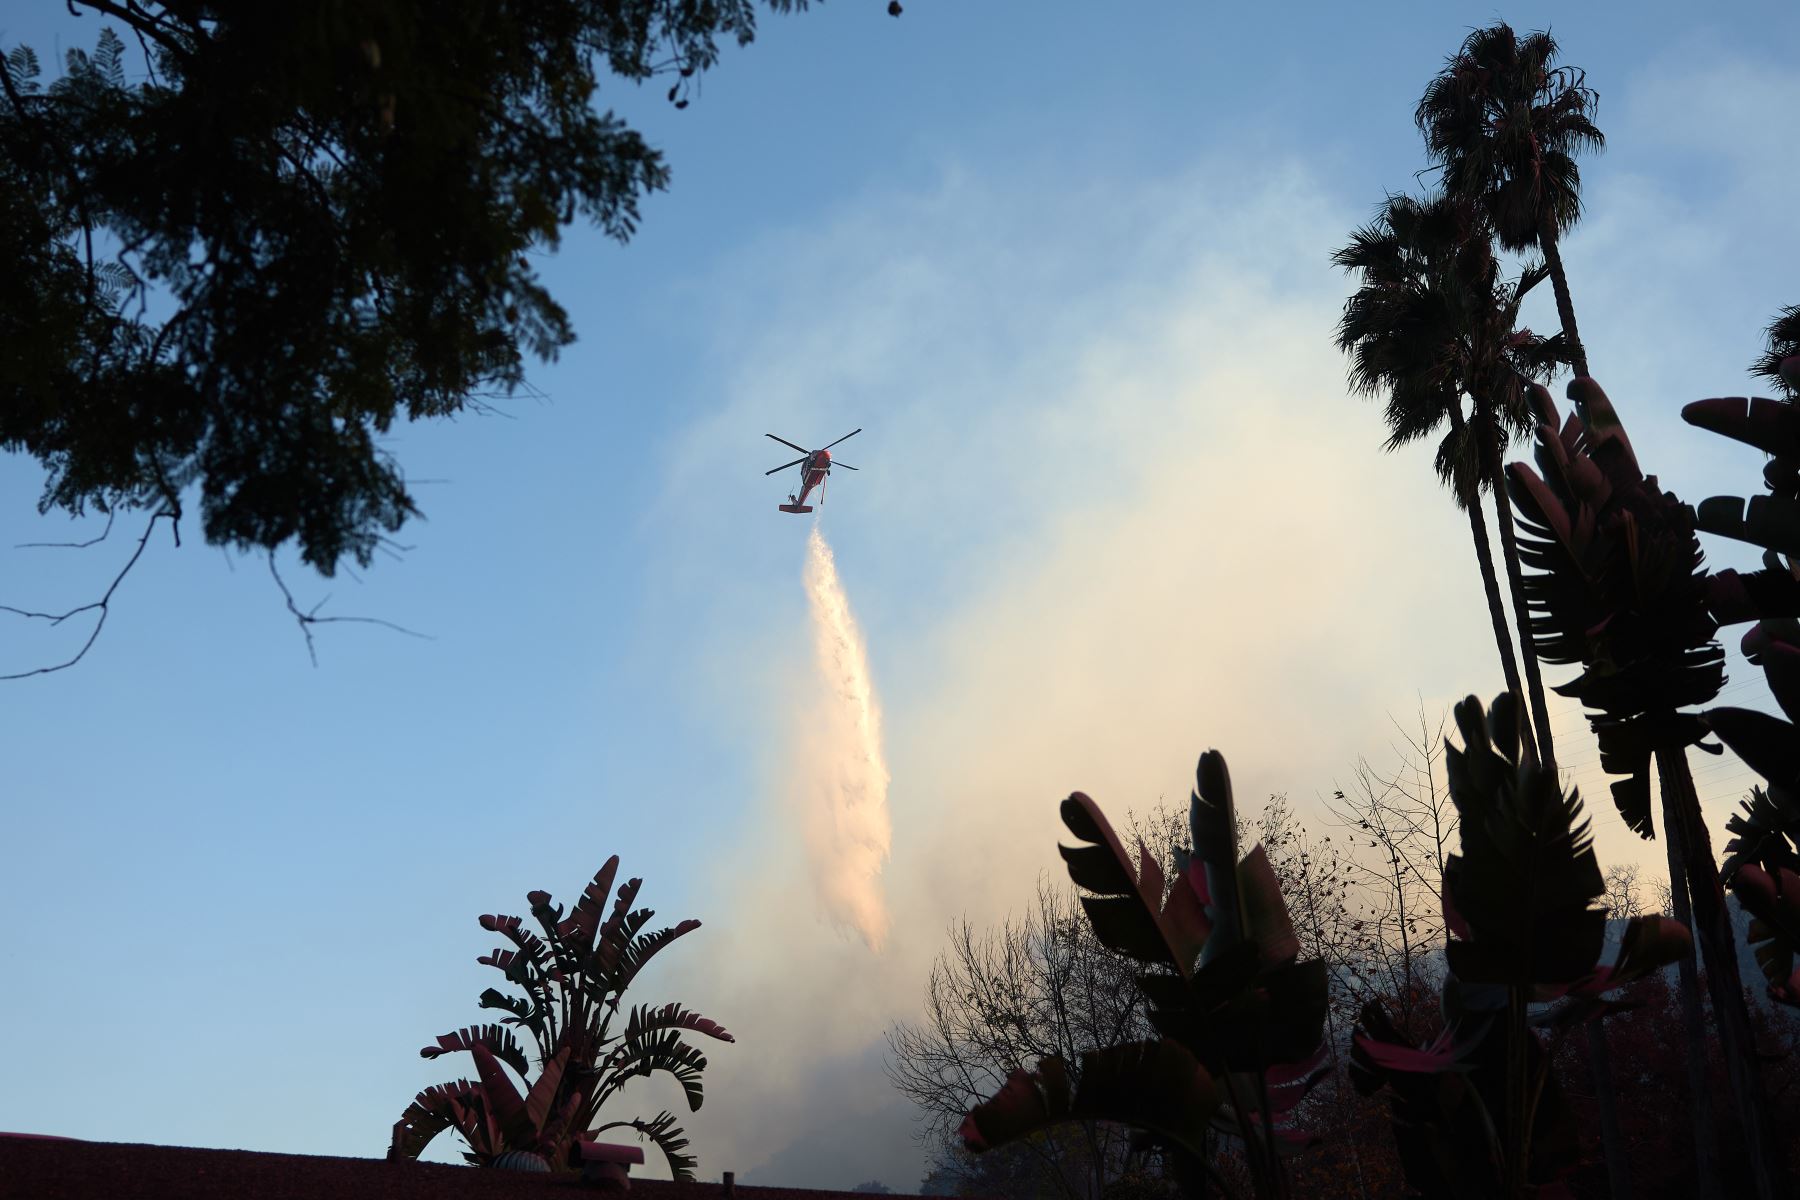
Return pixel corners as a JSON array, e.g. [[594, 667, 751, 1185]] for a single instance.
[[0, 1135, 923, 1200]]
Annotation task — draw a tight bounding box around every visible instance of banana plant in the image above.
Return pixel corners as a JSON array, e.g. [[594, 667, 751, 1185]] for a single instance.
[[1349, 694, 1690, 1199], [1505, 376, 1788, 1197], [1683, 348, 1800, 1008], [960, 751, 1330, 1199], [1505, 377, 1726, 837], [388, 857, 731, 1179], [1681, 352, 1800, 625], [1713, 620, 1800, 1008]]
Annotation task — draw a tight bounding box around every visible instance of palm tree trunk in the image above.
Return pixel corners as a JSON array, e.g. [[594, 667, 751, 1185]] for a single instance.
[[1662, 798, 1722, 1200], [1448, 406, 1537, 767], [1584, 1018, 1631, 1200], [1473, 396, 1556, 776], [1657, 747, 1782, 1200], [1537, 229, 1589, 379]]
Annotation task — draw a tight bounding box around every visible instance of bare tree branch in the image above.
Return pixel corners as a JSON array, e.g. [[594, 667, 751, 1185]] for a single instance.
[[266, 552, 432, 667], [16, 509, 116, 549], [1, 508, 173, 680]]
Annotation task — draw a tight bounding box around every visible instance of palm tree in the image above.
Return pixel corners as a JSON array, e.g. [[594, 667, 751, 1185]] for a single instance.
[[1416, 22, 1604, 378], [1333, 193, 1645, 1198], [1333, 192, 1567, 770], [1750, 304, 1800, 401]]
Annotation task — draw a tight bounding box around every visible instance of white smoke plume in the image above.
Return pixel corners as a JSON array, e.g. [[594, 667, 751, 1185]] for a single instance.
[[795, 523, 892, 950]]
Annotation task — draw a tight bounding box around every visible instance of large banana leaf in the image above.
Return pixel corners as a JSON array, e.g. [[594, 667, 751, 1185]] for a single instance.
[[1707, 708, 1800, 786], [523, 1041, 573, 1140], [420, 1024, 531, 1081], [1057, 790, 1209, 976], [1684, 393, 1800, 460], [597, 1029, 708, 1111], [960, 1040, 1220, 1164], [1729, 863, 1800, 1007], [1695, 495, 1800, 558], [469, 1039, 533, 1146], [556, 856, 621, 959], [1722, 786, 1800, 881], [592, 1111, 698, 1182], [1712, 623, 1800, 1007], [626, 1002, 734, 1043], [476, 986, 541, 1038], [1186, 750, 1246, 963], [588, 878, 646, 974], [607, 920, 702, 995], [477, 914, 553, 979], [1149, 951, 1329, 1075], [1682, 390, 1800, 624], [1506, 379, 1726, 837], [390, 1079, 497, 1162]]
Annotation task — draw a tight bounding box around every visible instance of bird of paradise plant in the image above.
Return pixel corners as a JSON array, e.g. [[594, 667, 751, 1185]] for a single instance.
[[1349, 693, 1689, 1200], [960, 750, 1330, 1199], [1684, 345, 1800, 1009], [388, 856, 731, 1179], [1506, 375, 1783, 1196]]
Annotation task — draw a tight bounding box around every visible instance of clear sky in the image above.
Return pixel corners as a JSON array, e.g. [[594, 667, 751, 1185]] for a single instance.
[[2, 1, 1797, 1191]]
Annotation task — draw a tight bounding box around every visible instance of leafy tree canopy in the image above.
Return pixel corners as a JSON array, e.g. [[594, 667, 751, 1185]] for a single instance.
[[1, 0, 811, 575]]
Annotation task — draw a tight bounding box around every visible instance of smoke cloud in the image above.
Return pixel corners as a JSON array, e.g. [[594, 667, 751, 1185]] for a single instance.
[[796, 523, 892, 950]]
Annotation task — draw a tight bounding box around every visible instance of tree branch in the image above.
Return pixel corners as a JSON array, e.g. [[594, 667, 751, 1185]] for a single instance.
[[16, 509, 116, 549], [1, 508, 172, 680], [68, 0, 190, 60], [267, 552, 432, 667]]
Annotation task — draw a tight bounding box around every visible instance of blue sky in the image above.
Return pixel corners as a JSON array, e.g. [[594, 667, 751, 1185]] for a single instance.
[[3, 1, 1798, 1191]]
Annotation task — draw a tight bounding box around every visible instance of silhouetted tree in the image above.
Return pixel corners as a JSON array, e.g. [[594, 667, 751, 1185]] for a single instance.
[[1334, 192, 1570, 772], [1416, 22, 1604, 377], [1750, 307, 1799, 402], [886, 870, 1167, 1200], [0, 0, 819, 672]]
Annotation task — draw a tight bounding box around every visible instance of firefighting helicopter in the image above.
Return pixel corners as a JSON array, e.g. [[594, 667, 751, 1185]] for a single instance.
[[765, 429, 861, 514]]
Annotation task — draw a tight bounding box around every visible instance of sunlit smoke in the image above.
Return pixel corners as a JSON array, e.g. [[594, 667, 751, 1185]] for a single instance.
[[796, 523, 892, 950]]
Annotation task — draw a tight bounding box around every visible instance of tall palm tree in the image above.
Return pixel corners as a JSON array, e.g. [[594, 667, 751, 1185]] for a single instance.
[[1333, 193, 1645, 1198], [1750, 304, 1800, 402], [1333, 192, 1566, 770], [1417, 22, 1604, 378]]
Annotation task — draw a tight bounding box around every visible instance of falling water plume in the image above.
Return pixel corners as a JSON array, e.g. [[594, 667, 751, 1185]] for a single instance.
[[797, 523, 892, 950]]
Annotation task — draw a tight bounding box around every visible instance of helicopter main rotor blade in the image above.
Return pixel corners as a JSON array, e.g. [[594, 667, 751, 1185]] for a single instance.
[[765, 456, 807, 475], [766, 433, 810, 455], [833, 462, 858, 470], [822, 428, 862, 451]]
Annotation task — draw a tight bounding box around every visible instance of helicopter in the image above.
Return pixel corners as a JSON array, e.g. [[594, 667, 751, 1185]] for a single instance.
[[765, 429, 861, 513]]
